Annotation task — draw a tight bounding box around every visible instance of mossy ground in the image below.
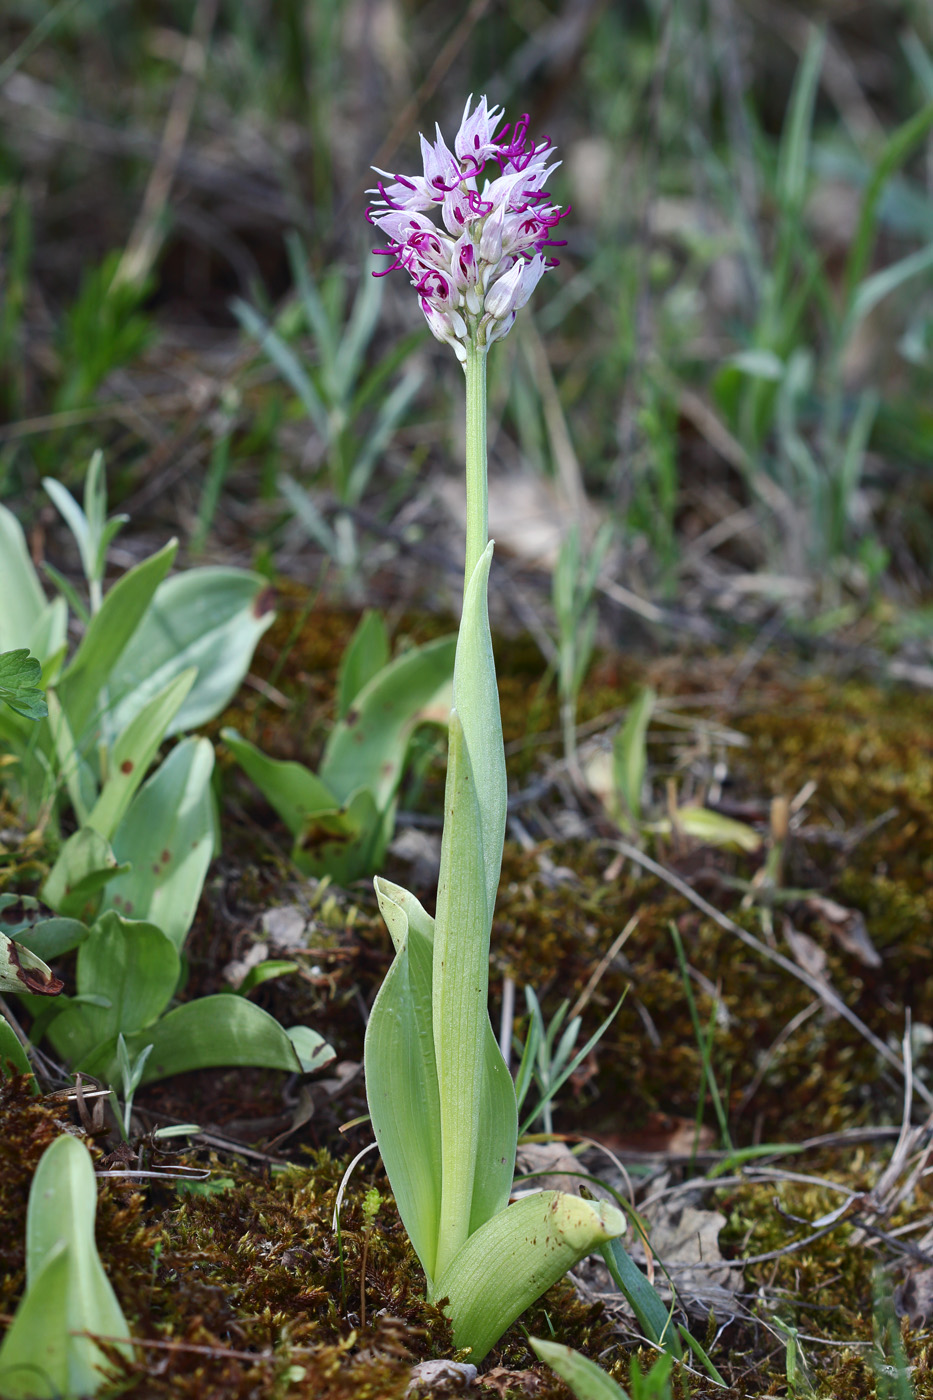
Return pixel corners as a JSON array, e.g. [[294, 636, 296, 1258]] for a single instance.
[[4, 605, 933, 1396]]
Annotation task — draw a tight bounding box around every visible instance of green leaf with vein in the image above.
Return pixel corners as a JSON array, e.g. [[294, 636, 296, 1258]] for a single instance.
[[57, 538, 177, 742], [102, 568, 275, 742], [42, 826, 130, 923], [365, 877, 443, 1283], [320, 633, 455, 808], [43, 912, 180, 1070], [85, 668, 197, 841], [450, 543, 505, 911], [102, 737, 215, 948], [0, 1134, 131, 1398], [103, 994, 335, 1084], [434, 1192, 625, 1359]]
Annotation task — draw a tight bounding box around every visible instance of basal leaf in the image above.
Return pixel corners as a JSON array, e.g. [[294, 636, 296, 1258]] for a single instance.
[[57, 538, 178, 742], [112, 994, 334, 1085], [336, 609, 389, 718], [102, 568, 275, 742], [44, 912, 180, 1070], [42, 826, 129, 923], [365, 877, 443, 1285], [222, 728, 338, 838], [432, 710, 491, 1281], [434, 1192, 625, 1360], [0, 1134, 131, 1398], [320, 633, 455, 810], [102, 737, 215, 949], [0, 932, 63, 997], [85, 668, 197, 840]]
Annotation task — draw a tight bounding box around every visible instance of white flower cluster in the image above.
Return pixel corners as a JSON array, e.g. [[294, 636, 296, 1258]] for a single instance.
[[366, 95, 566, 359]]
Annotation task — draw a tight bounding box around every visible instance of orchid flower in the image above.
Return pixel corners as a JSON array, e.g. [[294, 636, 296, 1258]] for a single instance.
[[367, 94, 567, 361], [362, 98, 627, 1363]]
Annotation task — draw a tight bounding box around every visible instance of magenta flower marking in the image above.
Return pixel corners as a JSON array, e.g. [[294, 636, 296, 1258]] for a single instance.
[[367, 94, 566, 361]]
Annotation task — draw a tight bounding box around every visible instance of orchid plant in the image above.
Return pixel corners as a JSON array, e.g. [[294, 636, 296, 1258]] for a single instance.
[[362, 97, 628, 1360]]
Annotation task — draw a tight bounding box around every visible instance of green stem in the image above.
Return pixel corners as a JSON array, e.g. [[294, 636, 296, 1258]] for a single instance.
[[463, 340, 488, 595]]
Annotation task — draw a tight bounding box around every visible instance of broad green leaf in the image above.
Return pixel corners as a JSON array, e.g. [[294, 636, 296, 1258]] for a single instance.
[[320, 633, 455, 810], [0, 1134, 131, 1398], [432, 710, 492, 1281], [600, 1232, 672, 1346], [650, 805, 762, 852], [42, 827, 129, 923], [222, 728, 338, 838], [366, 877, 443, 1284], [336, 610, 389, 718], [0, 1014, 37, 1084], [450, 543, 505, 913], [0, 649, 47, 720], [103, 737, 215, 949], [11, 918, 89, 961], [434, 1192, 625, 1360], [85, 668, 197, 840], [103, 568, 275, 741], [222, 731, 390, 885], [57, 538, 178, 742], [530, 1338, 627, 1400], [44, 913, 180, 1069], [106, 994, 334, 1084], [0, 503, 47, 651], [612, 688, 655, 828]]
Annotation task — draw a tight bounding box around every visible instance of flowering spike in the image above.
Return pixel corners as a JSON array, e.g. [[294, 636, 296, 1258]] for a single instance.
[[366, 95, 564, 359]]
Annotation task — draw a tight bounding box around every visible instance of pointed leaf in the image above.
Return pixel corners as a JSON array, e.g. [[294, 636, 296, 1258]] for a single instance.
[[434, 1192, 625, 1360], [366, 877, 443, 1284], [452, 543, 505, 913], [530, 1339, 627, 1400], [222, 727, 338, 838], [85, 668, 197, 840], [320, 633, 455, 809], [432, 710, 491, 1280], [0, 1135, 131, 1398], [58, 539, 178, 741], [102, 568, 275, 741], [612, 688, 655, 828], [600, 1233, 672, 1346], [102, 737, 215, 948], [336, 610, 389, 719]]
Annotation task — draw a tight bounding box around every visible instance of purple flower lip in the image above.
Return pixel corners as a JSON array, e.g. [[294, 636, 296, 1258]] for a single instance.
[[365, 95, 564, 357]]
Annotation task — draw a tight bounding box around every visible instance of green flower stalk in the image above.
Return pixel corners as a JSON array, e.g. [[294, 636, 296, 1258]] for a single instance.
[[363, 97, 624, 1360]]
